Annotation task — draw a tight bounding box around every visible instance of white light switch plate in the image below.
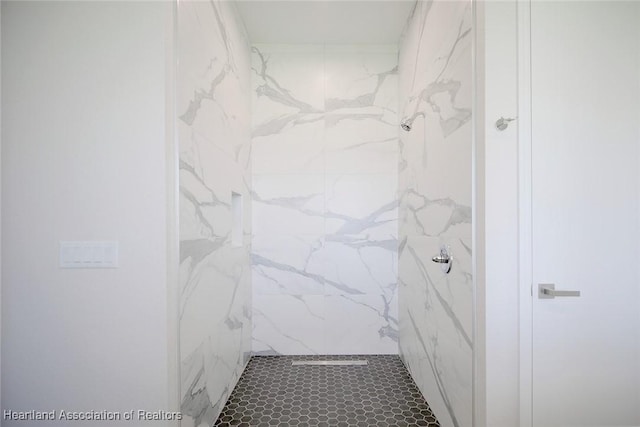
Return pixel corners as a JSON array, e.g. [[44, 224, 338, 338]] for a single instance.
[[59, 241, 119, 269]]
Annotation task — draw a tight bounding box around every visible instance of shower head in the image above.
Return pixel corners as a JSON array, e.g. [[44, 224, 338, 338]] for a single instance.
[[400, 118, 413, 132]]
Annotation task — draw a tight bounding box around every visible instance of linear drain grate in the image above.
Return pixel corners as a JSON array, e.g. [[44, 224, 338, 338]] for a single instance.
[[291, 360, 368, 366]]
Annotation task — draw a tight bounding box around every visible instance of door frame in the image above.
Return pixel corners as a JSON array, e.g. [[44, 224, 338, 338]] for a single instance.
[[516, 0, 533, 426]]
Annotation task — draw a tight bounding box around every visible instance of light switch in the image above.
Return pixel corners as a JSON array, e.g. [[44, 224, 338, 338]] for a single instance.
[[59, 241, 119, 269]]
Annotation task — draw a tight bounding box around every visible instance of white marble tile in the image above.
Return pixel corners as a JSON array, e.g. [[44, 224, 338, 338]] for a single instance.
[[251, 46, 324, 127], [253, 294, 325, 355], [251, 45, 399, 358], [324, 50, 398, 112], [325, 114, 398, 174], [252, 174, 325, 236], [421, 114, 472, 204], [179, 134, 230, 195], [321, 235, 397, 296], [325, 173, 398, 238], [324, 294, 398, 355], [403, 237, 472, 347], [178, 0, 252, 424], [398, 2, 473, 427], [252, 235, 325, 295], [323, 50, 399, 178], [176, 2, 231, 114], [252, 118, 325, 175]]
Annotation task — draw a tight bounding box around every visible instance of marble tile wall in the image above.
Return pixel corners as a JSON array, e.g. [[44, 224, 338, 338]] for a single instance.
[[251, 44, 399, 356], [397, 2, 473, 427], [177, 1, 252, 425]]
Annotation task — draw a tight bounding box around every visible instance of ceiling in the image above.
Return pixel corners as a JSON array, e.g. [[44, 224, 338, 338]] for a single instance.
[[235, 0, 416, 44]]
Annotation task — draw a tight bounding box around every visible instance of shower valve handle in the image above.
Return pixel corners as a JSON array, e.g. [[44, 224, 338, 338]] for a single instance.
[[431, 246, 452, 274], [431, 254, 450, 263]]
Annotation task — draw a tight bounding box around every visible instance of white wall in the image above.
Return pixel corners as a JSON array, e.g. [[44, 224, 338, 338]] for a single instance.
[[478, 2, 520, 426], [2, 1, 175, 424], [478, 2, 640, 425], [250, 44, 399, 356], [0, 1, 3, 414]]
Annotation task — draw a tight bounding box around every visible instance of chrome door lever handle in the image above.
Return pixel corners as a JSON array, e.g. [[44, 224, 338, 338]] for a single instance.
[[543, 288, 581, 297], [538, 283, 581, 299]]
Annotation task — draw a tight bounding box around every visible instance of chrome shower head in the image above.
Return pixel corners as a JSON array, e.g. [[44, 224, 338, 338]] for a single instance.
[[400, 118, 413, 132]]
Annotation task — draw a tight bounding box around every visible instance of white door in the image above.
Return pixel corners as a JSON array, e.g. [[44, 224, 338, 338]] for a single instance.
[[530, 2, 640, 426]]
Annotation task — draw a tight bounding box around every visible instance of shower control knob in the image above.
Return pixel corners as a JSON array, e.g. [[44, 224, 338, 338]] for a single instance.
[[431, 246, 452, 274], [431, 254, 450, 263]]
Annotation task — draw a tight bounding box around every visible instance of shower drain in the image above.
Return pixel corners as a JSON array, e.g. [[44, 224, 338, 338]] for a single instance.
[[291, 359, 368, 366]]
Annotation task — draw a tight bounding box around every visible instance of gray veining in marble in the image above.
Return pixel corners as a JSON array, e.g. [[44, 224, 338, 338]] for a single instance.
[[398, 2, 473, 427], [251, 44, 399, 356], [408, 311, 460, 427], [252, 253, 365, 295], [177, 1, 252, 425]]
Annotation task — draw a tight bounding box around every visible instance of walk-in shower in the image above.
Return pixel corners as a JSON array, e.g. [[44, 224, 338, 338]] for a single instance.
[[177, 0, 474, 426]]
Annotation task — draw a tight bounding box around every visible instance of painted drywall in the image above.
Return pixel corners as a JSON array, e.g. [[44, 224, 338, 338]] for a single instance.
[[397, 1, 473, 427], [176, 1, 253, 425], [164, 0, 181, 419], [478, 3, 640, 425], [0, 2, 3, 413], [477, 2, 520, 426], [1, 1, 174, 424], [250, 44, 399, 356]]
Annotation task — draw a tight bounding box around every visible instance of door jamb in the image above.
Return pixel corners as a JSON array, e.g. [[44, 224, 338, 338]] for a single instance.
[[516, 0, 533, 426]]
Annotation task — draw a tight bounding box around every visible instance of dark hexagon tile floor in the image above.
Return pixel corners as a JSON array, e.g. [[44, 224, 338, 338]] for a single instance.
[[214, 354, 440, 427]]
